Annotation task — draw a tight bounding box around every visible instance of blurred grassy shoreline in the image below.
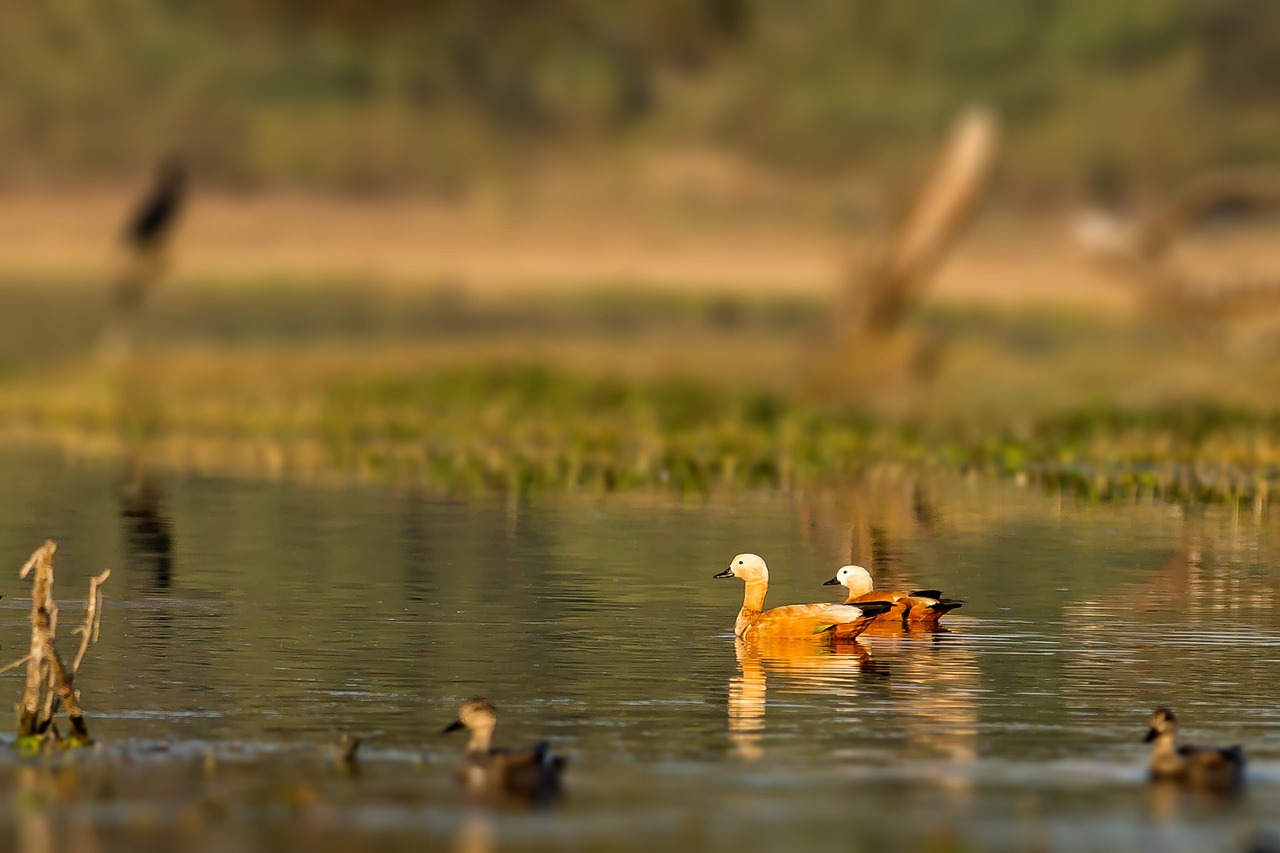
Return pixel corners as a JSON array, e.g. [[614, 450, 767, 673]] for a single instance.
[[3, 274, 1280, 504], [7, 2, 1280, 507]]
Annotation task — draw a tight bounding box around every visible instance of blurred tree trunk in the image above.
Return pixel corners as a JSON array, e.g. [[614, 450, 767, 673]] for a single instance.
[[814, 107, 997, 392]]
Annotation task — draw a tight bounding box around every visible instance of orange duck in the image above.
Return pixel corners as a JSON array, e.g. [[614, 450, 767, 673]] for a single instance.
[[715, 554, 894, 640], [823, 564, 963, 627]]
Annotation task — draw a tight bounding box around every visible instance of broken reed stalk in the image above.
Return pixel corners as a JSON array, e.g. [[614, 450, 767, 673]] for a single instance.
[[72, 570, 111, 674], [17, 541, 56, 738], [10, 540, 111, 743]]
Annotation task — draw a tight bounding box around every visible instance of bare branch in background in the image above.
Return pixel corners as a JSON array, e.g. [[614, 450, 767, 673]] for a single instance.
[[813, 106, 998, 393], [845, 107, 999, 335], [1076, 170, 1280, 330]]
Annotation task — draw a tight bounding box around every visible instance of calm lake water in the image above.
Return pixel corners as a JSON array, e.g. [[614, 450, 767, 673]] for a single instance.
[[0, 452, 1278, 852]]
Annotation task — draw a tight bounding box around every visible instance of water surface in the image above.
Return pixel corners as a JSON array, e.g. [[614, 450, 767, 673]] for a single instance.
[[0, 453, 1277, 852]]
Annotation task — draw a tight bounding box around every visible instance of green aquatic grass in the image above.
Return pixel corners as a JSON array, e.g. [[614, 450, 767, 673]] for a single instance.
[[5, 355, 1280, 503], [318, 365, 875, 494], [315, 366, 1280, 502], [3, 285, 1280, 503]]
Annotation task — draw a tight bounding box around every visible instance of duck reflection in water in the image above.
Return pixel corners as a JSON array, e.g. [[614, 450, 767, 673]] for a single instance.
[[442, 698, 566, 805], [729, 636, 888, 761], [452, 810, 496, 853]]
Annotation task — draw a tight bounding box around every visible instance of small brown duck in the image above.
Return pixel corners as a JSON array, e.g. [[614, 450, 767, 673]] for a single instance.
[[823, 564, 963, 626], [715, 554, 895, 640], [332, 732, 361, 771], [442, 698, 566, 803], [1145, 707, 1244, 791]]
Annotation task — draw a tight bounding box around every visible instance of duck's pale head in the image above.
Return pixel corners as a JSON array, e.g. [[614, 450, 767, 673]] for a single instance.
[[823, 564, 874, 596], [1145, 707, 1177, 742], [715, 553, 769, 583], [443, 697, 498, 738]]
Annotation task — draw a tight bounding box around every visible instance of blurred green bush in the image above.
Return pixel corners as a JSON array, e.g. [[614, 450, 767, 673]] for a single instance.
[[3, 0, 1279, 195]]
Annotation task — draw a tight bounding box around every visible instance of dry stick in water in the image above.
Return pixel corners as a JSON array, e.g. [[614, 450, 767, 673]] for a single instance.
[[43, 569, 113, 735], [11, 540, 110, 741], [72, 570, 111, 674], [17, 541, 56, 738], [44, 571, 112, 736], [0, 656, 32, 676]]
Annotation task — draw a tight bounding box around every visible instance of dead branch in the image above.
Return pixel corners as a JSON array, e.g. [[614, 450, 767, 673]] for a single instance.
[[18, 541, 56, 738], [1134, 171, 1280, 261], [12, 540, 107, 743], [41, 646, 88, 740], [808, 108, 998, 394], [845, 107, 999, 334], [72, 570, 111, 673], [1077, 169, 1280, 328], [0, 656, 31, 676]]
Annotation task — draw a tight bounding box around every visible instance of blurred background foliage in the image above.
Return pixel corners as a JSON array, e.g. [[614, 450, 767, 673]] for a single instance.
[[3, 0, 1279, 197]]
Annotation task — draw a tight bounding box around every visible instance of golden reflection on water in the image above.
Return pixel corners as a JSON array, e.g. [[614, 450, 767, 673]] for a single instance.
[[1062, 515, 1280, 650], [728, 637, 884, 761], [15, 765, 53, 853], [15, 764, 104, 853], [865, 631, 982, 768], [796, 481, 938, 583], [728, 627, 982, 768], [1055, 512, 1280, 761], [452, 810, 496, 853], [727, 643, 767, 761]]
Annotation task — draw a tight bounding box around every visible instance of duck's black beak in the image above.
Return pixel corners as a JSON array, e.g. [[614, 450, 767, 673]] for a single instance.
[[822, 575, 841, 586], [713, 567, 734, 579], [1143, 728, 1158, 743], [442, 719, 465, 735]]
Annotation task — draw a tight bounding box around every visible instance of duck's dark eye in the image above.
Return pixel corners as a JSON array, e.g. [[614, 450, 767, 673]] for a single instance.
[[738, 560, 744, 565]]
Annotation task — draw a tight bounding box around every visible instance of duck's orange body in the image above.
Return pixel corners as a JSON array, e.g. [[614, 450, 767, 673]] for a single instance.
[[715, 554, 894, 640], [824, 565, 962, 627]]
